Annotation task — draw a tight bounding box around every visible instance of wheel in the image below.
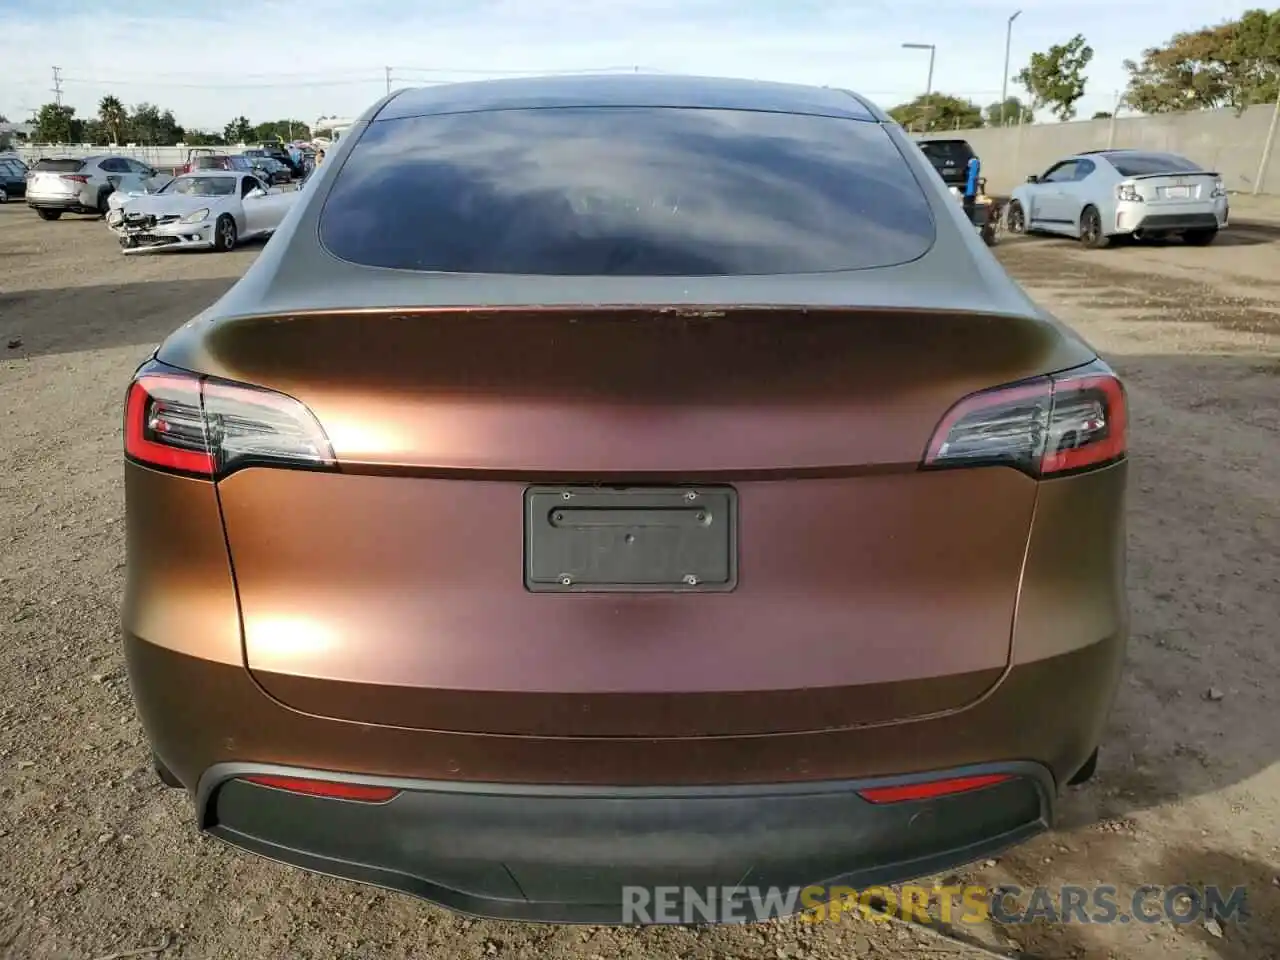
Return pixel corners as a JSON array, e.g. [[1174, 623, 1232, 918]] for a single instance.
[[1079, 205, 1110, 248], [96, 188, 112, 216], [1005, 199, 1026, 234], [152, 752, 183, 788], [1183, 227, 1218, 246], [0, 186, 7, 204], [212, 214, 237, 252], [36, 208, 62, 221], [1068, 747, 1099, 785]]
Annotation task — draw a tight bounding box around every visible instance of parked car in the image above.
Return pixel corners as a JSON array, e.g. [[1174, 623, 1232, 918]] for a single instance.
[[1006, 148, 1228, 248], [181, 147, 222, 175], [105, 172, 175, 221], [252, 156, 293, 185], [26, 155, 167, 219], [188, 154, 235, 172], [109, 170, 295, 253], [121, 74, 1128, 926], [255, 140, 303, 178], [916, 137, 978, 190], [0, 156, 28, 201]]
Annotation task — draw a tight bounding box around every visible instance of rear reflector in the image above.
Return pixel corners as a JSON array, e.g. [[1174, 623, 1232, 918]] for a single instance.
[[240, 775, 399, 803], [923, 358, 1126, 478], [60, 174, 89, 183], [857, 773, 1012, 804]]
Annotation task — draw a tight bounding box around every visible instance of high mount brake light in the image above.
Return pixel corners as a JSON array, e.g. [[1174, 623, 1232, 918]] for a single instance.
[[924, 360, 1126, 478], [124, 367, 335, 479]]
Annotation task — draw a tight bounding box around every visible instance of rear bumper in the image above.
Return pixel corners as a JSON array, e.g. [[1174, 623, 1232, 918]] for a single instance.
[[199, 759, 1053, 924], [26, 194, 94, 212], [1114, 201, 1228, 234]]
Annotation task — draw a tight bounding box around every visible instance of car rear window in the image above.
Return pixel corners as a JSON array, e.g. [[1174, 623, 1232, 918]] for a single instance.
[[33, 158, 85, 172], [918, 140, 975, 162], [318, 106, 937, 276], [1109, 152, 1203, 176]]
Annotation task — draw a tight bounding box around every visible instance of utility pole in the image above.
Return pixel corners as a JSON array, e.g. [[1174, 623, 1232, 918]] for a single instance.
[[51, 66, 63, 106], [385, 67, 392, 95], [1254, 84, 1280, 196], [902, 43, 936, 131], [1000, 11, 1021, 126], [1106, 90, 1123, 149]]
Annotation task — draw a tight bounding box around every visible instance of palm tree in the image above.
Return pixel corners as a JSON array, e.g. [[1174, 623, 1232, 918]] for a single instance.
[[98, 95, 127, 145]]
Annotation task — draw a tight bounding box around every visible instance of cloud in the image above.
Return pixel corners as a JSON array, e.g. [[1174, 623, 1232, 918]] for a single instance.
[[0, 0, 1259, 130]]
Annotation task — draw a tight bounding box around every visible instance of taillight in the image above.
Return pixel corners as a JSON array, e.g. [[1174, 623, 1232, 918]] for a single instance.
[[124, 362, 335, 479], [61, 174, 89, 183], [1115, 183, 1142, 202], [923, 359, 1126, 478]]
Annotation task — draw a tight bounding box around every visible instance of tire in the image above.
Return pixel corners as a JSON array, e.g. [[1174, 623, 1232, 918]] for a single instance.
[[1005, 199, 1026, 234], [1183, 227, 1218, 246], [212, 214, 237, 252], [96, 188, 112, 216], [0, 187, 7, 204], [1079, 205, 1110, 249], [36, 208, 62, 221], [1068, 747, 1099, 785]]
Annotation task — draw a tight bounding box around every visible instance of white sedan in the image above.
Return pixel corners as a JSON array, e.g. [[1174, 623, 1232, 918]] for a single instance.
[[108, 171, 296, 254]]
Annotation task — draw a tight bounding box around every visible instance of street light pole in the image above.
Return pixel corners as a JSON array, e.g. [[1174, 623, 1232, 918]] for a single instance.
[[902, 42, 937, 131], [1000, 10, 1022, 126]]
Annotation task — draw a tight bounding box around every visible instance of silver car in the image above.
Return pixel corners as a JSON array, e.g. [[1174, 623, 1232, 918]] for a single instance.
[[25, 154, 168, 220], [1006, 149, 1228, 248]]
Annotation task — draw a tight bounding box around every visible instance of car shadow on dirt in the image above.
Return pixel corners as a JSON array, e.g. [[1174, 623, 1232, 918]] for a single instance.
[[0, 277, 244, 361]]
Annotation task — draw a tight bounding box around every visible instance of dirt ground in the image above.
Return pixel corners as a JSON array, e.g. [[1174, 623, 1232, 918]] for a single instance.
[[1, 200, 1277, 960]]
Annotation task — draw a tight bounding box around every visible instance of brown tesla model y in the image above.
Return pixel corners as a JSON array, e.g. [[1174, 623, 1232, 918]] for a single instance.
[[122, 74, 1128, 924]]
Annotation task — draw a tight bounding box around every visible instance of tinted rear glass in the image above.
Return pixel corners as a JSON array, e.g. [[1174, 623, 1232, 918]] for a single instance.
[[34, 158, 85, 172], [1109, 152, 1202, 176], [319, 107, 936, 276], [918, 140, 974, 161]]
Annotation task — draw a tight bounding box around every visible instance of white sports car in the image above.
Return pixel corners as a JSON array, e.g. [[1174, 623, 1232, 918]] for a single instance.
[[108, 170, 296, 254]]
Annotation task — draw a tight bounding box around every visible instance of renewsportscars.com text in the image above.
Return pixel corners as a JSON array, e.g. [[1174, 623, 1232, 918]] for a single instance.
[[620, 883, 1248, 925]]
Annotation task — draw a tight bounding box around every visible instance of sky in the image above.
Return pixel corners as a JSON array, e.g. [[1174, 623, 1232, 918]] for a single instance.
[[0, 0, 1258, 133]]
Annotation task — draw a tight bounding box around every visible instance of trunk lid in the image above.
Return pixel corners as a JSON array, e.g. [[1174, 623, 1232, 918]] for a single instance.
[[201, 307, 1083, 737], [1126, 171, 1218, 205]]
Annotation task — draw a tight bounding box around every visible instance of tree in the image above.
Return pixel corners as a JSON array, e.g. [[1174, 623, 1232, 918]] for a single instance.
[[33, 103, 82, 143], [98, 95, 127, 144], [251, 119, 311, 142], [983, 96, 1033, 125], [183, 130, 225, 146], [1123, 11, 1280, 113], [223, 115, 253, 144], [1017, 34, 1094, 121], [127, 103, 184, 145], [888, 93, 984, 132]]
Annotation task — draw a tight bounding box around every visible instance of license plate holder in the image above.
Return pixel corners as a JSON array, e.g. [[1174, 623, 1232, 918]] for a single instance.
[[1164, 186, 1190, 199], [524, 486, 737, 592]]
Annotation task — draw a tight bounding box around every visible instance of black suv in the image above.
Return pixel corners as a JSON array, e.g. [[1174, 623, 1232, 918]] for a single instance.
[[254, 142, 302, 179], [917, 138, 977, 189]]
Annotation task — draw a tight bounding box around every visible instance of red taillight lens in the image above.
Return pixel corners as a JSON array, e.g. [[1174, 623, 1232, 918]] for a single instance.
[[61, 174, 89, 183], [124, 365, 335, 479], [924, 359, 1126, 478], [857, 773, 1011, 804], [241, 775, 399, 803]]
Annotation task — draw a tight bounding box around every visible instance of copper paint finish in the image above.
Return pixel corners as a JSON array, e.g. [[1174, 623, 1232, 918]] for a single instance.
[[219, 467, 1035, 736], [122, 309, 1125, 783], [188, 308, 1093, 472], [126, 631, 1123, 790]]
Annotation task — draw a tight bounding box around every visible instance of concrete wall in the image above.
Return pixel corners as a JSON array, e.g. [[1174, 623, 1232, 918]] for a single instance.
[[919, 103, 1280, 196]]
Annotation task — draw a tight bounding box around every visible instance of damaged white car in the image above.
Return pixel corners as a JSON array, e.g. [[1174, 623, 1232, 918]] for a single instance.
[[108, 171, 295, 254]]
